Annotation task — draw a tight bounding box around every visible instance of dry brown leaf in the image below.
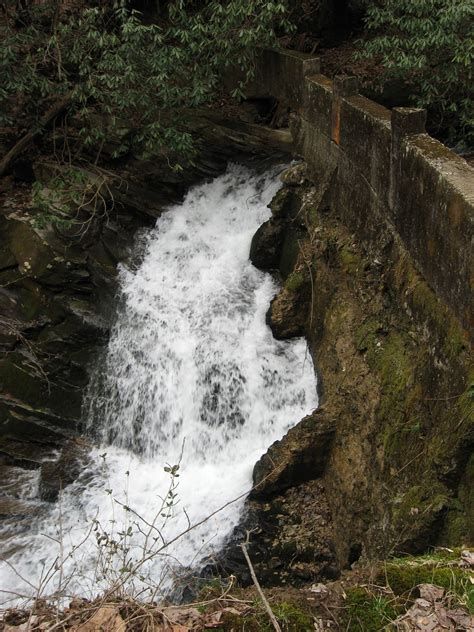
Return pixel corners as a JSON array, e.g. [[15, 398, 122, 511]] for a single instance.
[[73, 605, 126, 632], [460, 550, 474, 568], [162, 606, 202, 628], [446, 608, 474, 629], [417, 583, 445, 603]]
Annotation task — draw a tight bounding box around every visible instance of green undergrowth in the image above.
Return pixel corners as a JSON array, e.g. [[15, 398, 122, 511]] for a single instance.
[[344, 549, 474, 630], [216, 600, 313, 632], [343, 587, 399, 632], [380, 549, 474, 613], [198, 583, 314, 631]]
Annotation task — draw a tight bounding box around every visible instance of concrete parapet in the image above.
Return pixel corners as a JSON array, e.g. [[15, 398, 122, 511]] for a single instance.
[[252, 49, 474, 333]]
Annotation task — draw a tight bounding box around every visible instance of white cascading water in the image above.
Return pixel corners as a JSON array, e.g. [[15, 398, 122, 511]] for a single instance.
[[0, 163, 317, 605]]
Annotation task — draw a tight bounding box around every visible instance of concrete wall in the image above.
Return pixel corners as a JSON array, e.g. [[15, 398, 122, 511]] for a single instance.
[[249, 49, 474, 334]]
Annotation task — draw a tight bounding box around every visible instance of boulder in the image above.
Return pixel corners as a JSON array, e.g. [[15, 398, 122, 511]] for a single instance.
[[266, 283, 310, 339], [251, 409, 335, 499], [249, 219, 285, 270]]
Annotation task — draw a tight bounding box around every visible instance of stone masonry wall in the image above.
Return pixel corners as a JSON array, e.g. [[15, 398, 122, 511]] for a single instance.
[[248, 49, 474, 335]]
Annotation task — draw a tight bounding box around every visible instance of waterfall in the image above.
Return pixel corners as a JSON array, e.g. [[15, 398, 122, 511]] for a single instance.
[[0, 163, 317, 604]]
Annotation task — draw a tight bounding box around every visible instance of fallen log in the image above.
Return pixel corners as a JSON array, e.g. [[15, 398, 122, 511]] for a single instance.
[[0, 94, 72, 177]]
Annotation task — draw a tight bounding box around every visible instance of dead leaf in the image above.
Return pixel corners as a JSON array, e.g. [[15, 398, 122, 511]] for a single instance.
[[310, 583, 329, 597], [162, 606, 202, 628], [392, 598, 453, 631], [460, 550, 474, 568], [446, 607, 474, 629], [417, 583, 445, 602], [73, 605, 126, 632]]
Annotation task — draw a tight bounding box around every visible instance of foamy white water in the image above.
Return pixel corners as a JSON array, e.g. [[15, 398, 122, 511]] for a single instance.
[[0, 164, 317, 605]]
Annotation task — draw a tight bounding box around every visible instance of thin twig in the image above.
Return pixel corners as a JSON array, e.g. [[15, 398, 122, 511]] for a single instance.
[[240, 531, 281, 632]]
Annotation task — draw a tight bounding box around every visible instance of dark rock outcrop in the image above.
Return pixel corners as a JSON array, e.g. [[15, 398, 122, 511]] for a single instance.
[[266, 284, 310, 340], [212, 479, 340, 588], [251, 409, 335, 499], [246, 166, 473, 575], [249, 219, 285, 270], [39, 438, 90, 502]]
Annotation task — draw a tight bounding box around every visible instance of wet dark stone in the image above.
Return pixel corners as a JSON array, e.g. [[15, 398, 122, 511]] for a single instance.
[[249, 218, 285, 271], [251, 409, 335, 499], [39, 438, 90, 502]]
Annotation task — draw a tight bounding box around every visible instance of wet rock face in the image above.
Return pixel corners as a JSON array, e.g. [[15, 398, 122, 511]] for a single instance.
[[0, 132, 243, 503], [39, 438, 91, 502], [251, 410, 335, 499], [212, 480, 339, 588], [249, 219, 285, 270], [266, 284, 310, 339]]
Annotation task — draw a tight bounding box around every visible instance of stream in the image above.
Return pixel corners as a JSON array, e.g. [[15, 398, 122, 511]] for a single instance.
[[0, 163, 317, 605]]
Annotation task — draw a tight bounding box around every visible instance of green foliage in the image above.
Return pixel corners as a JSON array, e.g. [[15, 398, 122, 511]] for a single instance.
[[359, 0, 474, 145], [343, 587, 398, 631], [1, 0, 293, 160], [31, 168, 92, 229], [271, 601, 313, 630]]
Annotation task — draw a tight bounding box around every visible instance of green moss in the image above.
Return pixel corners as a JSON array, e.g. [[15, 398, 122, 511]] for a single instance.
[[410, 277, 468, 361], [458, 376, 474, 428], [285, 270, 306, 292], [269, 188, 293, 219], [442, 453, 474, 545], [355, 318, 382, 353], [370, 332, 412, 390], [463, 454, 474, 543], [343, 587, 398, 632], [307, 204, 318, 227], [440, 510, 469, 547], [339, 247, 362, 275], [221, 601, 313, 631], [370, 331, 416, 460], [382, 560, 473, 610], [393, 548, 463, 563], [272, 602, 313, 630], [392, 481, 449, 536]]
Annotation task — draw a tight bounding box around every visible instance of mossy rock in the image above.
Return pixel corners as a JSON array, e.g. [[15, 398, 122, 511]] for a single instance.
[[251, 409, 335, 498], [267, 285, 309, 340], [391, 482, 449, 552], [279, 228, 307, 279], [285, 270, 306, 292], [0, 353, 82, 424], [269, 188, 294, 219], [339, 246, 363, 275], [9, 221, 57, 279]]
